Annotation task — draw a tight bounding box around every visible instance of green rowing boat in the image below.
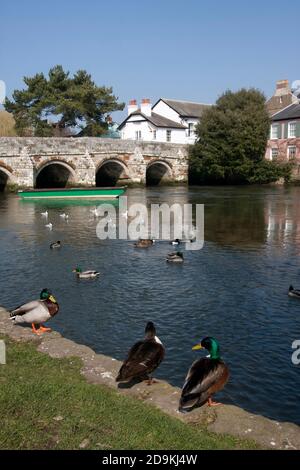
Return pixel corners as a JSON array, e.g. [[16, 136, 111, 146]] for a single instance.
[[18, 187, 126, 200]]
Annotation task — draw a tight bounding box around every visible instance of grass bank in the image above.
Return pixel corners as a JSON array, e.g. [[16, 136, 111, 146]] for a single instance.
[[0, 336, 256, 450]]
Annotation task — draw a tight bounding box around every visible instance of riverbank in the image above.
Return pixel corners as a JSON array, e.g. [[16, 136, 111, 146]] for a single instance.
[[1, 307, 299, 450]]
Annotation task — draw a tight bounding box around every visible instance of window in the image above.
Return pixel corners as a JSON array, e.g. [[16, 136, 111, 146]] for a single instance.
[[188, 123, 195, 137], [288, 122, 297, 138], [271, 124, 279, 139], [288, 145, 297, 160], [153, 130, 157, 140], [166, 130, 172, 142], [271, 148, 278, 160], [135, 130, 142, 141]]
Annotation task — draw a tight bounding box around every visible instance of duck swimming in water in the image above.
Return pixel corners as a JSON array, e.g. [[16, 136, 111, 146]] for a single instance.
[[179, 337, 229, 412], [116, 321, 165, 385], [170, 239, 181, 245], [166, 252, 184, 263], [50, 241, 61, 249], [288, 285, 300, 298], [10, 288, 59, 335], [72, 267, 100, 279], [134, 239, 155, 248]]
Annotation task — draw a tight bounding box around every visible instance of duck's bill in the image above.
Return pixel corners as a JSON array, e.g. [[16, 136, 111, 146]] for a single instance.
[[49, 295, 57, 303], [192, 344, 203, 350]]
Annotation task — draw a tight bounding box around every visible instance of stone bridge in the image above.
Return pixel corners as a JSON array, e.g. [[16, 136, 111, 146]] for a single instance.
[[0, 137, 188, 190]]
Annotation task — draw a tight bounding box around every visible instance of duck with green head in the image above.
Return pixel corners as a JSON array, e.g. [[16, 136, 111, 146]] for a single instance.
[[72, 267, 100, 279], [179, 337, 229, 412], [10, 288, 59, 335]]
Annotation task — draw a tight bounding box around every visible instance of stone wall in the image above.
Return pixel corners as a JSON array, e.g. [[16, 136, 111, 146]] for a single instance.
[[0, 137, 189, 188]]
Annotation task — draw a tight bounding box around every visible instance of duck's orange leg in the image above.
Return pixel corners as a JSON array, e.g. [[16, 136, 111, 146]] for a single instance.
[[39, 324, 52, 332], [31, 323, 42, 335], [208, 397, 222, 407]]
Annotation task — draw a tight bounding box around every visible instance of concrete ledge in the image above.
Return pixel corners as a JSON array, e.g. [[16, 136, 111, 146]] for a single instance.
[[1, 306, 299, 450]]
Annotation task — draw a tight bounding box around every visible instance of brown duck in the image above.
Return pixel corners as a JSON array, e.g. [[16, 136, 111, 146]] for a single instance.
[[116, 321, 165, 385], [134, 239, 155, 248]]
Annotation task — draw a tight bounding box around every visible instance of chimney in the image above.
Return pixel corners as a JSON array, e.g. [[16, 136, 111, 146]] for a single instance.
[[140, 98, 152, 117], [128, 99, 138, 116], [275, 79, 291, 96]]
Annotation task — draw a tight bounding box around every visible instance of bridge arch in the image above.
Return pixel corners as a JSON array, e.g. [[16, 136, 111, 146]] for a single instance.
[[0, 166, 13, 192], [146, 160, 173, 186], [96, 158, 130, 187], [35, 160, 76, 189]]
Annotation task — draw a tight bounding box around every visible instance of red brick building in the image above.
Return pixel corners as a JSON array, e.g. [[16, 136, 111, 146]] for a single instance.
[[265, 80, 300, 176]]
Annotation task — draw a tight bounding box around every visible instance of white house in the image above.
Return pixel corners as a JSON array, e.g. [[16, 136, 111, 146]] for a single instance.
[[118, 98, 211, 144]]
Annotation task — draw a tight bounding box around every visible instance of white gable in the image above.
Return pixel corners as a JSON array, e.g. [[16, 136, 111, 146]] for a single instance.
[[152, 100, 182, 124], [126, 114, 146, 122]]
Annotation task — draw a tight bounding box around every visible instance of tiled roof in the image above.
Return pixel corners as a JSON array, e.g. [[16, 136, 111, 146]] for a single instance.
[[160, 99, 211, 117], [118, 111, 186, 130], [272, 103, 300, 121]]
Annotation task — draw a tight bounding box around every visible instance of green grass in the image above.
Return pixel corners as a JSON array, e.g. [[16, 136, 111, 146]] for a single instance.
[[0, 337, 256, 450]]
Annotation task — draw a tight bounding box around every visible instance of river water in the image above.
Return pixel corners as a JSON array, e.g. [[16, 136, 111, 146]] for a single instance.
[[0, 186, 299, 425]]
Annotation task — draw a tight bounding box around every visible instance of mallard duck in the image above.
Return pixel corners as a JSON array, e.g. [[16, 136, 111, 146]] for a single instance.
[[170, 239, 181, 245], [72, 267, 100, 279], [50, 241, 61, 249], [288, 285, 300, 298], [116, 321, 165, 385], [10, 288, 59, 335], [134, 239, 155, 248], [179, 337, 229, 412], [166, 251, 184, 263]]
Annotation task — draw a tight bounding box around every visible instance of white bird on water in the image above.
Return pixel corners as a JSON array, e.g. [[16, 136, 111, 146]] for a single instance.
[[41, 211, 48, 218], [60, 213, 69, 220], [90, 208, 99, 217], [45, 222, 53, 230]]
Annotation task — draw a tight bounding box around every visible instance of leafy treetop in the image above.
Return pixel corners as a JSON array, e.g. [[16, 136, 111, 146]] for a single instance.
[[4, 65, 124, 137], [189, 88, 291, 184]]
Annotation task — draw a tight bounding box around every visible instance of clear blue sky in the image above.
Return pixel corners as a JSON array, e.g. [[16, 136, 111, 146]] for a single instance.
[[1, 0, 299, 122]]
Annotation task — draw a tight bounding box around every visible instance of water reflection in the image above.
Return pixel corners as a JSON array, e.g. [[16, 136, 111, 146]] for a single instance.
[[0, 186, 300, 425]]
